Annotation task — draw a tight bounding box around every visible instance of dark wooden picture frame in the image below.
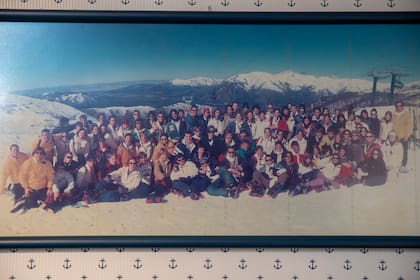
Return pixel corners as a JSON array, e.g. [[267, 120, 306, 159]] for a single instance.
[[0, 10, 419, 248]]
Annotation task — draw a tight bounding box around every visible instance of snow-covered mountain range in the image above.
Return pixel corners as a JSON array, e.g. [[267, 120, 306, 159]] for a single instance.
[[171, 77, 222, 87], [42, 92, 97, 106], [10, 70, 420, 109], [172, 71, 394, 94]]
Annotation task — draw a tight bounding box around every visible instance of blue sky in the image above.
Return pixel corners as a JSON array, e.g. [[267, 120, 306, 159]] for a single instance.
[[0, 23, 419, 92]]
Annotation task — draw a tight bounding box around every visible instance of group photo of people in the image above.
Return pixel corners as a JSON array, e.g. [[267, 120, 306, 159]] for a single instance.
[[0, 99, 414, 215]]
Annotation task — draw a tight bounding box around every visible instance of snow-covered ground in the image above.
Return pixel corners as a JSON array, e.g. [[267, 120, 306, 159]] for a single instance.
[[0, 94, 94, 160], [0, 148, 417, 237], [0, 95, 418, 237]]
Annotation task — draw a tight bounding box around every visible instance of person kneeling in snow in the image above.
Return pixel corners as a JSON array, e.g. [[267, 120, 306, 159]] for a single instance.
[[267, 151, 299, 198], [357, 148, 387, 186], [49, 163, 76, 212], [96, 157, 145, 202], [249, 154, 278, 197], [170, 154, 198, 197]]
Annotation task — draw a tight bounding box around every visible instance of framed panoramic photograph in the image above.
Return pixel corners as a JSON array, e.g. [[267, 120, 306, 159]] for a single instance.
[[0, 11, 419, 247]]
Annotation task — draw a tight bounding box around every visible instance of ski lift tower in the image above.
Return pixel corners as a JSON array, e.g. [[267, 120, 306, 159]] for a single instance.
[[388, 71, 408, 105], [367, 71, 390, 106]]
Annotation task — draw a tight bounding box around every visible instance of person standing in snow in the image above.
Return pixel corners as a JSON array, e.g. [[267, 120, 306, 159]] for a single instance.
[[0, 144, 29, 201], [392, 100, 413, 173]]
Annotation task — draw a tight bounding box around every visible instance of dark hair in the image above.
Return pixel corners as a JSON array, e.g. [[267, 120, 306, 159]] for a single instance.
[[137, 152, 147, 159], [337, 113, 346, 122], [360, 109, 369, 119], [313, 107, 321, 113], [371, 148, 383, 158], [78, 128, 86, 136], [86, 154, 96, 162], [290, 140, 299, 147], [207, 125, 216, 133], [175, 154, 185, 161], [9, 144, 19, 150], [32, 147, 45, 156], [284, 151, 293, 160], [384, 111, 393, 122], [302, 153, 313, 167], [59, 117, 70, 126], [224, 131, 233, 137], [41, 128, 50, 134]]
